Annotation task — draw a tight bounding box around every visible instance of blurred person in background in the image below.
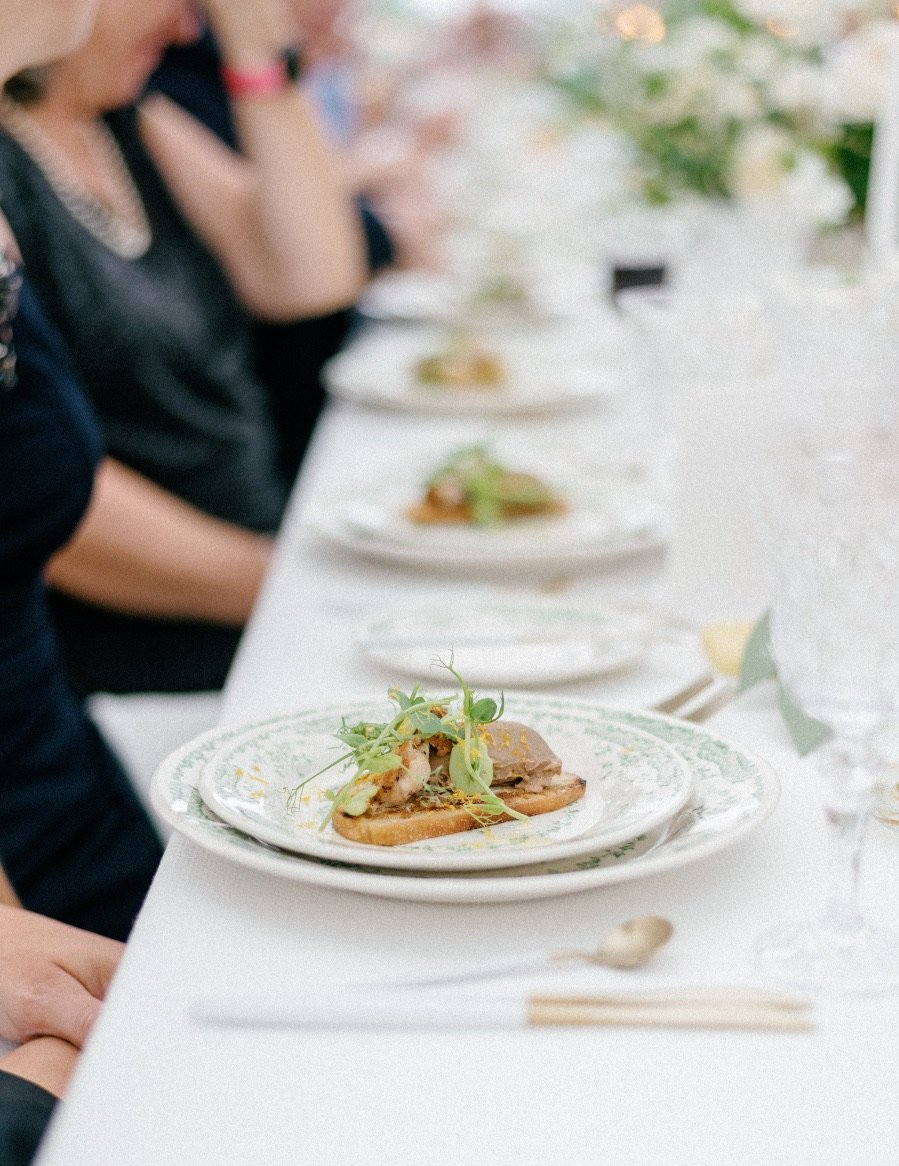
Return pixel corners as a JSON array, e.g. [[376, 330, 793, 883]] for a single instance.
[[0, 0, 367, 699], [151, 0, 395, 488], [151, 0, 446, 480]]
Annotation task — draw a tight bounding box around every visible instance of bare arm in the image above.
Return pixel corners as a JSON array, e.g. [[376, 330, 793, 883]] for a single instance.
[[0, 867, 20, 907], [138, 0, 366, 320], [46, 459, 272, 626]]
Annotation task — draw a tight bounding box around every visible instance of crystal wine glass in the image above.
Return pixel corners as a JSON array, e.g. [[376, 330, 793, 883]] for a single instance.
[[754, 449, 899, 992]]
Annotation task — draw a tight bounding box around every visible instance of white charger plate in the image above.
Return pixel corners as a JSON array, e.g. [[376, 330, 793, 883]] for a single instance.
[[357, 601, 650, 687], [195, 699, 693, 872], [323, 325, 618, 416], [150, 702, 780, 904]]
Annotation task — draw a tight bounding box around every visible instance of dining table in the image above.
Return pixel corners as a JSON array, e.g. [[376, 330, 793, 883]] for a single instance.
[[35, 307, 899, 1166]]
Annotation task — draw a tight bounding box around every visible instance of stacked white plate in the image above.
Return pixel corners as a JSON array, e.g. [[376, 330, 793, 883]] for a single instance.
[[150, 694, 779, 904]]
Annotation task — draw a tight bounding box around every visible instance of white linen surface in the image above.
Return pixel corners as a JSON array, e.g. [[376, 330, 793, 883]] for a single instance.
[[36, 397, 899, 1165]]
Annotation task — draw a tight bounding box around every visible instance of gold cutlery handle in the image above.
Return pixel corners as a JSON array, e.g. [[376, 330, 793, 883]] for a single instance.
[[527, 1002, 814, 1031]]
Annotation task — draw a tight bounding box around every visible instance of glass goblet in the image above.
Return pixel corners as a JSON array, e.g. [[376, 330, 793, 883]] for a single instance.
[[754, 451, 899, 992]]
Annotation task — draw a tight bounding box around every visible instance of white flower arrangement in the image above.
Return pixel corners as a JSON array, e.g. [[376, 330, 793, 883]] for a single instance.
[[544, 0, 899, 223]]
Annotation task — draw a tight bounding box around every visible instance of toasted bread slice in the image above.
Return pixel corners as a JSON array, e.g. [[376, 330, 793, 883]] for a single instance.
[[406, 494, 567, 525], [332, 773, 586, 846]]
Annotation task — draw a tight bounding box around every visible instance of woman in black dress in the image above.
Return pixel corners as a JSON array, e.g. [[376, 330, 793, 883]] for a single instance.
[[0, 0, 366, 697]]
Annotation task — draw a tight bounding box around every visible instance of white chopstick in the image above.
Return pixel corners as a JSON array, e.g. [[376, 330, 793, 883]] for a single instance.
[[191, 988, 814, 1032]]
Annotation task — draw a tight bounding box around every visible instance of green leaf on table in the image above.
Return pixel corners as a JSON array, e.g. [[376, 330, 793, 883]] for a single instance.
[[739, 610, 777, 691], [775, 684, 832, 757]]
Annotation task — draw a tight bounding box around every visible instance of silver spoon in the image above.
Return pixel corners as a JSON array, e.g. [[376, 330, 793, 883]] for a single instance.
[[383, 915, 674, 989]]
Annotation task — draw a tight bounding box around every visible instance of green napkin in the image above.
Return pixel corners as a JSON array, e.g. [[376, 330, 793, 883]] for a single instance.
[[739, 611, 831, 756]]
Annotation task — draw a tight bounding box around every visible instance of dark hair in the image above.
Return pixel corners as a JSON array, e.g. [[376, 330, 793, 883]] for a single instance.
[[4, 67, 51, 105]]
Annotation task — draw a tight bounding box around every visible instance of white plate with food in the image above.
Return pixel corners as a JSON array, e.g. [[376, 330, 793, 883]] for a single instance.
[[357, 601, 651, 688], [151, 702, 779, 904], [195, 690, 694, 872], [313, 444, 667, 572], [323, 325, 618, 415]]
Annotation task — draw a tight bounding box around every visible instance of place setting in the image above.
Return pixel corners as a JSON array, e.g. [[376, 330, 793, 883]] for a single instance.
[[309, 440, 668, 573], [322, 319, 623, 415], [355, 598, 655, 688], [355, 249, 602, 329], [150, 679, 780, 906]]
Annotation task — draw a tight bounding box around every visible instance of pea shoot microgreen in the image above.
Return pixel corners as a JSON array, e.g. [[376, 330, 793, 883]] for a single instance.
[[426, 445, 555, 527], [283, 664, 527, 830]]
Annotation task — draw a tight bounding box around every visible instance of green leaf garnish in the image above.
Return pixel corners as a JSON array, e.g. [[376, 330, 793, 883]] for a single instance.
[[470, 697, 499, 724], [426, 445, 556, 528], [341, 782, 379, 816], [438, 659, 522, 821], [407, 710, 447, 738], [360, 751, 403, 774], [285, 663, 526, 831], [448, 741, 478, 793]]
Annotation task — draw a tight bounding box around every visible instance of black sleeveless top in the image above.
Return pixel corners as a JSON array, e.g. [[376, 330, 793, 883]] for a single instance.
[[0, 105, 291, 693], [0, 105, 288, 532], [0, 274, 162, 937]]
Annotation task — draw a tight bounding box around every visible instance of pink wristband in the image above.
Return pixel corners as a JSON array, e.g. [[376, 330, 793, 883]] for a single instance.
[[221, 58, 290, 99]]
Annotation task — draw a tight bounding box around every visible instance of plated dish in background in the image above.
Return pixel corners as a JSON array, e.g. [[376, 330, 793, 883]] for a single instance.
[[311, 443, 666, 573], [195, 690, 694, 871], [322, 324, 620, 415], [406, 445, 566, 526], [356, 600, 651, 688], [151, 700, 780, 904], [412, 331, 506, 390], [356, 268, 590, 326]]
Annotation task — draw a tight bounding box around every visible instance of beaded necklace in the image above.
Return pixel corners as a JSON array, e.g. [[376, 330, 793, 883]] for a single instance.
[[0, 248, 21, 391], [0, 95, 152, 260]]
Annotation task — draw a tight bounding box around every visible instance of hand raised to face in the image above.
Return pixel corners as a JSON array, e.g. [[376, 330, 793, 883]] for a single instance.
[[200, 0, 298, 68]]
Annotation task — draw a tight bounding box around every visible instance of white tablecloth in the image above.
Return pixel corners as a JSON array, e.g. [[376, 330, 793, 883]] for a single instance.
[[36, 393, 899, 1166]]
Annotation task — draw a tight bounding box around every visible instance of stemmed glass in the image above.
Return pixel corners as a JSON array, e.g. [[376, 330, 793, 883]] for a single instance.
[[754, 448, 899, 992]]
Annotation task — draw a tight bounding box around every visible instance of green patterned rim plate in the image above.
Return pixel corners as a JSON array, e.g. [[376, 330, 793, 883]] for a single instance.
[[195, 700, 694, 872], [150, 697, 780, 903]]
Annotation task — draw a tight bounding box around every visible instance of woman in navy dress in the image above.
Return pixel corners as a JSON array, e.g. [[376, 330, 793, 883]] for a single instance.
[[0, 0, 167, 1152], [0, 269, 163, 942]]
